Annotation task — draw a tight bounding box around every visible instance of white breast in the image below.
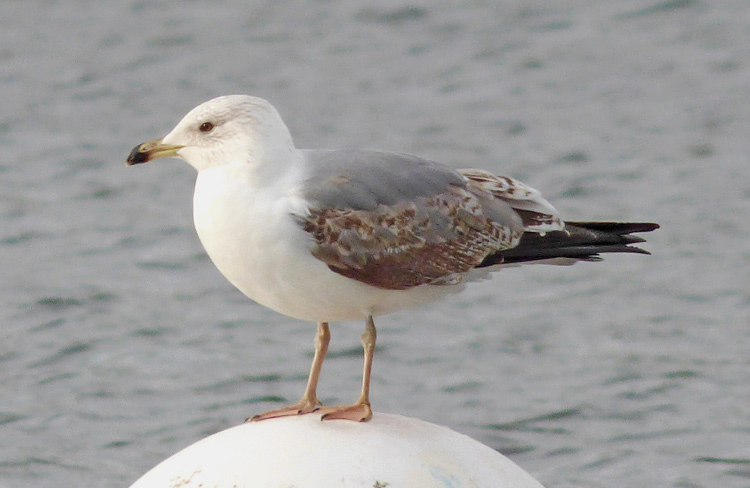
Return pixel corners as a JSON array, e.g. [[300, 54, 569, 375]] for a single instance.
[[192, 165, 459, 323]]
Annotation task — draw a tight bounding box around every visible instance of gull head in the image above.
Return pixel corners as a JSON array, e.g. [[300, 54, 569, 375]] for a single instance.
[[127, 95, 295, 172]]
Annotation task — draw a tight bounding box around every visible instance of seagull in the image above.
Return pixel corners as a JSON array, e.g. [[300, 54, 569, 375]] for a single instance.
[[127, 95, 658, 422]]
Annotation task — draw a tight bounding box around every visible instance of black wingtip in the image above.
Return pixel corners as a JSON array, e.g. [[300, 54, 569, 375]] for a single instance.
[[483, 220, 659, 266], [564, 221, 660, 234]]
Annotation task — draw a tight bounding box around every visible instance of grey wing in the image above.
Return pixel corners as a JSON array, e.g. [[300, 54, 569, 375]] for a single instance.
[[295, 150, 525, 290], [299, 149, 466, 210]]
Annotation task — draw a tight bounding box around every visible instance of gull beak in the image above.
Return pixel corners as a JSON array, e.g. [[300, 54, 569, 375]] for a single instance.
[[126, 138, 184, 166]]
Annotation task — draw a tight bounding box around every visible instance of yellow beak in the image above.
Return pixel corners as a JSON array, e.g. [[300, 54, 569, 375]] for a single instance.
[[126, 139, 184, 166]]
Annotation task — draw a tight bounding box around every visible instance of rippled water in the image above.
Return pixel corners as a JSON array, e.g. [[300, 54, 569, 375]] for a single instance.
[[2, 1, 749, 487]]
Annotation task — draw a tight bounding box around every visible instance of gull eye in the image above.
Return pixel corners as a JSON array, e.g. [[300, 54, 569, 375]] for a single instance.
[[199, 121, 214, 132]]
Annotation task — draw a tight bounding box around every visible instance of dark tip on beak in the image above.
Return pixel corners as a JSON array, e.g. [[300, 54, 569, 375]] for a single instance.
[[126, 144, 150, 166], [126, 139, 183, 166]]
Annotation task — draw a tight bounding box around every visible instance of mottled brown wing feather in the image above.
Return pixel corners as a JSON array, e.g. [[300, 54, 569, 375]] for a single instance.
[[459, 169, 564, 233], [300, 186, 522, 290]]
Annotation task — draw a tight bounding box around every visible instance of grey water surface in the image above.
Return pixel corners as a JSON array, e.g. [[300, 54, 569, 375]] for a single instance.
[[2, 1, 749, 487]]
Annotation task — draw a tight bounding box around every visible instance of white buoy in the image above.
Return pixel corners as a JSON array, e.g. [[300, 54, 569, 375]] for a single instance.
[[129, 412, 545, 488]]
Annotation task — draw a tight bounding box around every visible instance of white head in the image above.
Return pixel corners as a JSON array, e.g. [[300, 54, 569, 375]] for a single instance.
[[127, 95, 296, 173]]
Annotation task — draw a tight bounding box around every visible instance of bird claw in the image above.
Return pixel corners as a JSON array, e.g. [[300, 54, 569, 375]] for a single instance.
[[247, 399, 321, 422], [318, 402, 372, 422]]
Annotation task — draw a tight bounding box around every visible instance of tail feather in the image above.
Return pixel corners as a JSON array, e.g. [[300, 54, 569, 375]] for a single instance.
[[480, 221, 659, 266]]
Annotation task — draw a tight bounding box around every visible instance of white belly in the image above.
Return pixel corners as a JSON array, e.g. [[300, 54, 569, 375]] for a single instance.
[[192, 167, 460, 323]]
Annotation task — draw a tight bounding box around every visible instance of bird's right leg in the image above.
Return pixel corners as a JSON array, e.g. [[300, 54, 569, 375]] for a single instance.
[[248, 321, 330, 421], [318, 315, 375, 422]]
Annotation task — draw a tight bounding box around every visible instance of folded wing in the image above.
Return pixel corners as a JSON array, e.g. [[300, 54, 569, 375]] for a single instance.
[[295, 150, 658, 290]]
